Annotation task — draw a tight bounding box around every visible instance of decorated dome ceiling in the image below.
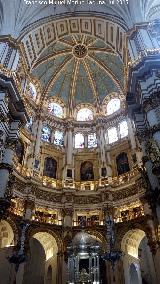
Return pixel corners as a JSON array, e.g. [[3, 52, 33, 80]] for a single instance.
[[32, 34, 124, 106], [0, 0, 160, 36]]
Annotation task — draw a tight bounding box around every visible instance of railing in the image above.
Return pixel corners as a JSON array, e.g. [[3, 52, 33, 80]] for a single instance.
[[13, 161, 142, 192], [32, 214, 62, 225], [114, 206, 144, 223], [100, 167, 141, 188], [73, 220, 104, 227], [8, 200, 24, 217]]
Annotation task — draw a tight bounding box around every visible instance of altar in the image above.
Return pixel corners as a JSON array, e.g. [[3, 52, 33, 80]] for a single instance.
[[67, 232, 101, 283]]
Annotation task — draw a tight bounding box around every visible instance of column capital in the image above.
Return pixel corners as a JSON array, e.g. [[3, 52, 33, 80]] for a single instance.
[[62, 208, 74, 217], [24, 199, 35, 211]]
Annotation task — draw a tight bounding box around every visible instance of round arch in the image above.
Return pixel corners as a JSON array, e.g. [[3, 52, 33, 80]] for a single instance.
[[33, 232, 58, 260], [0, 220, 15, 248], [121, 229, 145, 258], [121, 229, 156, 284], [28, 228, 63, 253]]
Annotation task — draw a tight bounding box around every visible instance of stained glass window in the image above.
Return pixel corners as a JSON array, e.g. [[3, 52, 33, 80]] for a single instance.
[[77, 108, 93, 121], [48, 102, 63, 118], [75, 133, 84, 148], [108, 127, 118, 144], [29, 83, 37, 100], [88, 133, 97, 148], [107, 98, 120, 115], [119, 120, 128, 138], [41, 126, 51, 142], [54, 130, 64, 146]]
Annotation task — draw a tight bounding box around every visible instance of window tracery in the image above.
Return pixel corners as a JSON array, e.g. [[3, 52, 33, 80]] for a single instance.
[[54, 130, 64, 147], [77, 108, 93, 121], [88, 133, 97, 148], [119, 120, 128, 138], [48, 102, 63, 118], [108, 127, 118, 144], [107, 98, 120, 115], [41, 126, 51, 142], [75, 133, 84, 148]]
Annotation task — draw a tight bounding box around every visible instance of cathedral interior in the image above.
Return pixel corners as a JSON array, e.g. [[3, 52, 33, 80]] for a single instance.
[[0, 0, 160, 283]]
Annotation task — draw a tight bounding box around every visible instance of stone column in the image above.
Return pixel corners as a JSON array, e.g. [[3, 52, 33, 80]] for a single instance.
[[24, 198, 35, 221], [97, 124, 106, 164], [0, 138, 16, 198], [51, 130, 55, 144], [63, 208, 73, 228], [142, 198, 160, 284], [84, 134, 88, 148], [34, 119, 42, 157], [66, 127, 73, 166], [56, 252, 64, 284], [127, 117, 136, 150]]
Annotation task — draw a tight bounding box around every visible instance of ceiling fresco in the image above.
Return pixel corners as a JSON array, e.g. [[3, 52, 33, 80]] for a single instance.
[[32, 34, 124, 106]]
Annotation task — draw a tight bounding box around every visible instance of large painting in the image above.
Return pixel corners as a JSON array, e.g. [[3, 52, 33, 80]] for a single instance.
[[80, 161, 94, 181], [116, 152, 130, 175], [43, 157, 57, 179]]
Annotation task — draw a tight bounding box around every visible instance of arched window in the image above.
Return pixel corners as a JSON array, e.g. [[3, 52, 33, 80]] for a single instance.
[[43, 157, 57, 178], [15, 140, 24, 165], [41, 126, 51, 143], [48, 102, 63, 118], [116, 152, 130, 175], [119, 120, 128, 138], [88, 133, 97, 148], [107, 98, 120, 115], [75, 133, 84, 148], [29, 83, 37, 100], [54, 130, 64, 146], [80, 161, 94, 181], [108, 127, 118, 144], [77, 108, 93, 121]]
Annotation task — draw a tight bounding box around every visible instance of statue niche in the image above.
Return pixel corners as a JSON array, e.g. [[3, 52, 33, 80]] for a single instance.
[[43, 157, 57, 178], [80, 161, 94, 181], [116, 152, 130, 175]]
